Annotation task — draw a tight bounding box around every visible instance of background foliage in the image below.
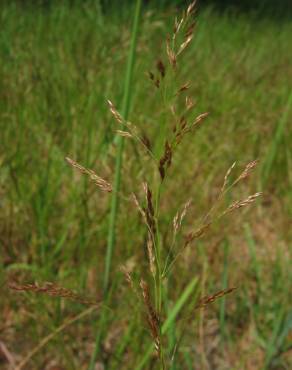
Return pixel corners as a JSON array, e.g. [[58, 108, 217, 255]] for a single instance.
[[0, 0, 291, 369]]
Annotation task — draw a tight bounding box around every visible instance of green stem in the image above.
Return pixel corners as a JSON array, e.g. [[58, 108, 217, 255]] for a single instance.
[[103, 0, 142, 294], [154, 181, 165, 368], [89, 2, 142, 369], [155, 183, 163, 312]]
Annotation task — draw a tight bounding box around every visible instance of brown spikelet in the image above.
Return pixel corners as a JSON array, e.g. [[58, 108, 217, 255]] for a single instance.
[[184, 222, 211, 247], [147, 232, 156, 278], [143, 182, 156, 236], [156, 59, 166, 79], [235, 160, 259, 184], [191, 112, 209, 127], [177, 83, 191, 94], [115, 120, 155, 159], [185, 96, 195, 111], [173, 212, 180, 234], [65, 157, 112, 192], [175, 115, 188, 144], [222, 192, 262, 216], [195, 287, 237, 310], [8, 281, 100, 306], [221, 161, 236, 193], [148, 71, 159, 88], [179, 115, 188, 130], [174, 16, 184, 36], [180, 199, 192, 225], [143, 183, 155, 219], [172, 122, 177, 134], [175, 112, 208, 145], [140, 279, 160, 355], [141, 133, 151, 151], [187, 0, 197, 17], [173, 200, 192, 234], [107, 99, 123, 124], [177, 34, 193, 56], [116, 130, 133, 138], [121, 266, 134, 289], [159, 140, 172, 181], [120, 265, 140, 300], [185, 21, 196, 38], [148, 71, 155, 81], [166, 37, 177, 68]]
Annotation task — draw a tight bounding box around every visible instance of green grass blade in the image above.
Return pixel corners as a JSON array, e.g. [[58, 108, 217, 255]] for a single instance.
[[163, 277, 199, 332], [264, 308, 285, 368], [261, 91, 292, 186], [103, 0, 142, 294], [89, 2, 142, 368]]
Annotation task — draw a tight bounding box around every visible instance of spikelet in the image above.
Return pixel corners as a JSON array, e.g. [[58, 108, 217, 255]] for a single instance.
[[115, 130, 133, 138], [173, 200, 192, 235], [173, 212, 180, 234], [9, 281, 100, 306], [120, 265, 140, 300], [166, 37, 177, 68], [191, 112, 209, 128], [174, 16, 184, 36], [184, 222, 211, 247], [141, 133, 152, 151], [186, 0, 197, 16], [65, 157, 112, 192], [195, 287, 236, 310], [108, 103, 155, 159], [147, 232, 156, 278], [156, 59, 166, 79], [234, 160, 259, 185], [185, 96, 195, 111], [143, 182, 156, 236], [221, 161, 236, 194], [171, 0, 197, 64], [180, 200, 192, 225], [222, 192, 262, 216], [148, 71, 160, 88], [158, 140, 172, 181], [140, 279, 161, 355], [175, 112, 208, 145], [107, 99, 123, 124], [177, 83, 191, 95], [177, 34, 193, 56]]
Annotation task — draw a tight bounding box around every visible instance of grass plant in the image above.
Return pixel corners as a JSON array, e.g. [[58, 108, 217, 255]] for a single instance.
[[0, 1, 291, 369]]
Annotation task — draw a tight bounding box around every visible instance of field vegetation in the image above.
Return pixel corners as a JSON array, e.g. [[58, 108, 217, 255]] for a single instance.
[[0, 1, 291, 369]]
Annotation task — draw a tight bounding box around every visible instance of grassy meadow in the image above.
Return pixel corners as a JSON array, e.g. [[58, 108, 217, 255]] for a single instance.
[[0, 1, 292, 369]]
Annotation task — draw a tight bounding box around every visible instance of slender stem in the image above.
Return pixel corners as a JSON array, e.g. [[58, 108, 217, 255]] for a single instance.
[[153, 181, 166, 368], [89, 2, 142, 369], [154, 182, 163, 311], [103, 0, 142, 294]]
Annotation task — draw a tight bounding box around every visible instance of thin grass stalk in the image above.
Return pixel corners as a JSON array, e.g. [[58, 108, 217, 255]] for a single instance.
[[135, 277, 199, 370], [88, 2, 142, 369], [154, 184, 163, 312], [147, 181, 165, 366], [103, 0, 142, 294]]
